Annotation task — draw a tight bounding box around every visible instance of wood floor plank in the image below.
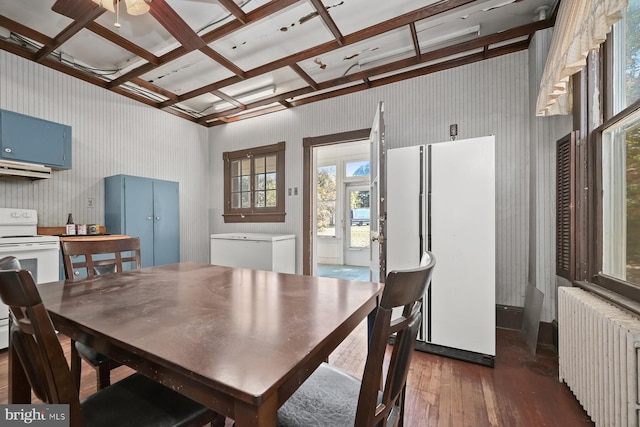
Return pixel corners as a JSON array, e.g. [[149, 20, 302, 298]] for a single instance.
[[0, 326, 594, 427]]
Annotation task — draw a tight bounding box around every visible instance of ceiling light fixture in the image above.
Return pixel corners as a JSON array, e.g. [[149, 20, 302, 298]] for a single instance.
[[213, 85, 276, 111], [92, 0, 150, 17]]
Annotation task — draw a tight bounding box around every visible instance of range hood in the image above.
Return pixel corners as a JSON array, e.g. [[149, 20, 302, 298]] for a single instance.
[[0, 160, 52, 180]]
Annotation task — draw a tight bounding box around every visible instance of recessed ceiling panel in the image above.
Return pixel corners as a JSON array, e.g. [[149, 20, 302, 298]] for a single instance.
[[0, 0, 71, 39], [219, 67, 302, 99], [54, 28, 140, 72], [211, 1, 334, 71], [93, 12, 176, 57], [297, 28, 414, 82], [140, 50, 234, 94], [322, 0, 441, 35]]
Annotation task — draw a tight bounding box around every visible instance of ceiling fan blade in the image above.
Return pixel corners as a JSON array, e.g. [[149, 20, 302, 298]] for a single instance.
[[52, 0, 101, 21], [148, 0, 205, 51]]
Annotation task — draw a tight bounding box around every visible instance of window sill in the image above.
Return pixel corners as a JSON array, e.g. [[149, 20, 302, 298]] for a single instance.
[[223, 212, 285, 223], [574, 280, 640, 317]]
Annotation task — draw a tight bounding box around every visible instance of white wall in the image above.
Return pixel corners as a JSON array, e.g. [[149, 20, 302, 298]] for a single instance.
[[528, 29, 573, 322], [0, 51, 211, 264], [209, 52, 533, 313]]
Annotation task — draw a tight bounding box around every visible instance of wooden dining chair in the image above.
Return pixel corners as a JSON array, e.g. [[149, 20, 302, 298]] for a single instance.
[[277, 252, 436, 427], [0, 256, 214, 427], [60, 237, 142, 391]]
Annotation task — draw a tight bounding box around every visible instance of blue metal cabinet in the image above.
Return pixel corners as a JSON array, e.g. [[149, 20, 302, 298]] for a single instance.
[[104, 175, 179, 268], [0, 109, 72, 169]]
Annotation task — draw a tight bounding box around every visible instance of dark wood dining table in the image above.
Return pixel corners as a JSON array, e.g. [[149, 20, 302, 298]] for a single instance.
[[9, 262, 381, 427]]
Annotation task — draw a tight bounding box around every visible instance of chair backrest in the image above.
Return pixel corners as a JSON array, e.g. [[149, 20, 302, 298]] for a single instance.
[[60, 237, 142, 281], [355, 251, 436, 427], [0, 256, 84, 425]]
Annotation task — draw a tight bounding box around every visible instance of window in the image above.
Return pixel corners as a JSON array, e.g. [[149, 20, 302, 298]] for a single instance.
[[223, 142, 285, 223], [598, 1, 640, 287], [345, 160, 370, 178], [571, 0, 640, 302], [612, 0, 640, 115], [317, 165, 337, 237]]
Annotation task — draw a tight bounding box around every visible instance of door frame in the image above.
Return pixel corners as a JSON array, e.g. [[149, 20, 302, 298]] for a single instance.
[[302, 129, 371, 275]]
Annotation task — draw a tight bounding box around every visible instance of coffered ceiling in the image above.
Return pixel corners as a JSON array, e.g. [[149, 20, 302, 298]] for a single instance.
[[0, 0, 557, 127]]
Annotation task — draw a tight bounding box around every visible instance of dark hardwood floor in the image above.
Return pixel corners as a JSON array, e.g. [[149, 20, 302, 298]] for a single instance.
[[0, 323, 592, 426]]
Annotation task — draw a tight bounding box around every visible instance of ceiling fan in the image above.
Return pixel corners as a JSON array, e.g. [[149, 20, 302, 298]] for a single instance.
[[51, 0, 205, 50]]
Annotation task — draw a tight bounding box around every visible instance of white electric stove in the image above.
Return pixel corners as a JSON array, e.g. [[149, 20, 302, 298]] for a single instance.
[[0, 208, 60, 350]]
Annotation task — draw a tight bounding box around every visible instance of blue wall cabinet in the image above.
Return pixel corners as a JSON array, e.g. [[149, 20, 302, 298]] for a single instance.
[[0, 109, 72, 169], [104, 174, 179, 268]]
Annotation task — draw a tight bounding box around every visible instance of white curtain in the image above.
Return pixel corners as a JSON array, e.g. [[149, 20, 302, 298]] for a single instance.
[[536, 0, 628, 116]]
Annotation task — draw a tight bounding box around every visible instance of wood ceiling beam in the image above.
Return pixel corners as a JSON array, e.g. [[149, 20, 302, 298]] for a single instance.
[[148, 0, 205, 51], [0, 16, 53, 46], [211, 90, 245, 110], [194, 17, 553, 118], [308, 0, 344, 46], [217, 0, 247, 24], [281, 41, 529, 111], [410, 23, 421, 61], [290, 64, 318, 90], [174, 0, 479, 107], [35, 7, 105, 62], [107, 0, 297, 88], [200, 46, 246, 78], [86, 22, 160, 66]]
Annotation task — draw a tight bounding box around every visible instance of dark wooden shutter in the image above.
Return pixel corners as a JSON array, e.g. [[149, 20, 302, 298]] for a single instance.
[[556, 132, 578, 281]]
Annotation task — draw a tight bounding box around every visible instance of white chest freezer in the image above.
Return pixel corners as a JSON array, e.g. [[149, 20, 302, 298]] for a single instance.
[[210, 233, 296, 274]]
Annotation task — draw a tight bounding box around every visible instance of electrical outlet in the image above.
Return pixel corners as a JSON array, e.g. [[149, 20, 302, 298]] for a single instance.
[[294, 187, 298, 196], [288, 188, 292, 196], [87, 198, 94, 208]]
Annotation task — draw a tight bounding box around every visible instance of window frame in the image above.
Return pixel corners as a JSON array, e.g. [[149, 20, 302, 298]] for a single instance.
[[222, 142, 286, 223], [573, 9, 640, 304]]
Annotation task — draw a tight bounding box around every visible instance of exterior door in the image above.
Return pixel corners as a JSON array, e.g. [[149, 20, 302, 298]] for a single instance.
[[369, 101, 386, 283]]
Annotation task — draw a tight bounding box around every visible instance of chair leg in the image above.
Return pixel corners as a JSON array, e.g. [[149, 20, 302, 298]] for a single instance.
[[70, 340, 82, 391], [96, 364, 111, 390]]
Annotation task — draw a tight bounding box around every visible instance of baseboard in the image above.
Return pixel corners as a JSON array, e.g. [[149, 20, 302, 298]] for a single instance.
[[496, 304, 556, 347]]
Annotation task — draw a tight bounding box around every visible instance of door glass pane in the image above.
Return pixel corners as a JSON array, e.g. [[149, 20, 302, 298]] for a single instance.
[[232, 193, 241, 209], [317, 165, 337, 237], [348, 189, 370, 249]]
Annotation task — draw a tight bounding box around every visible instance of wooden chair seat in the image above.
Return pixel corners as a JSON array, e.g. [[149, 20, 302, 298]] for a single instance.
[[60, 237, 142, 391], [277, 252, 436, 427], [0, 256, 215, 427]]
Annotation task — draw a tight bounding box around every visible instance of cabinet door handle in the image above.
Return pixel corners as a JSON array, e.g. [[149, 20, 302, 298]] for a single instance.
[[147, 216, 152, 220], [4, 148, 11, 153], [156, 216, 160, 220]]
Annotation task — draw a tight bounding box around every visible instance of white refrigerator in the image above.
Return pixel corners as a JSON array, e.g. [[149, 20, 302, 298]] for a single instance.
[[386, 136, 496, 366]]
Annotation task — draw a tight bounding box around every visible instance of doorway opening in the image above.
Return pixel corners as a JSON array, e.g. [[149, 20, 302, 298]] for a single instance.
[[302, 129, 371, 279]]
